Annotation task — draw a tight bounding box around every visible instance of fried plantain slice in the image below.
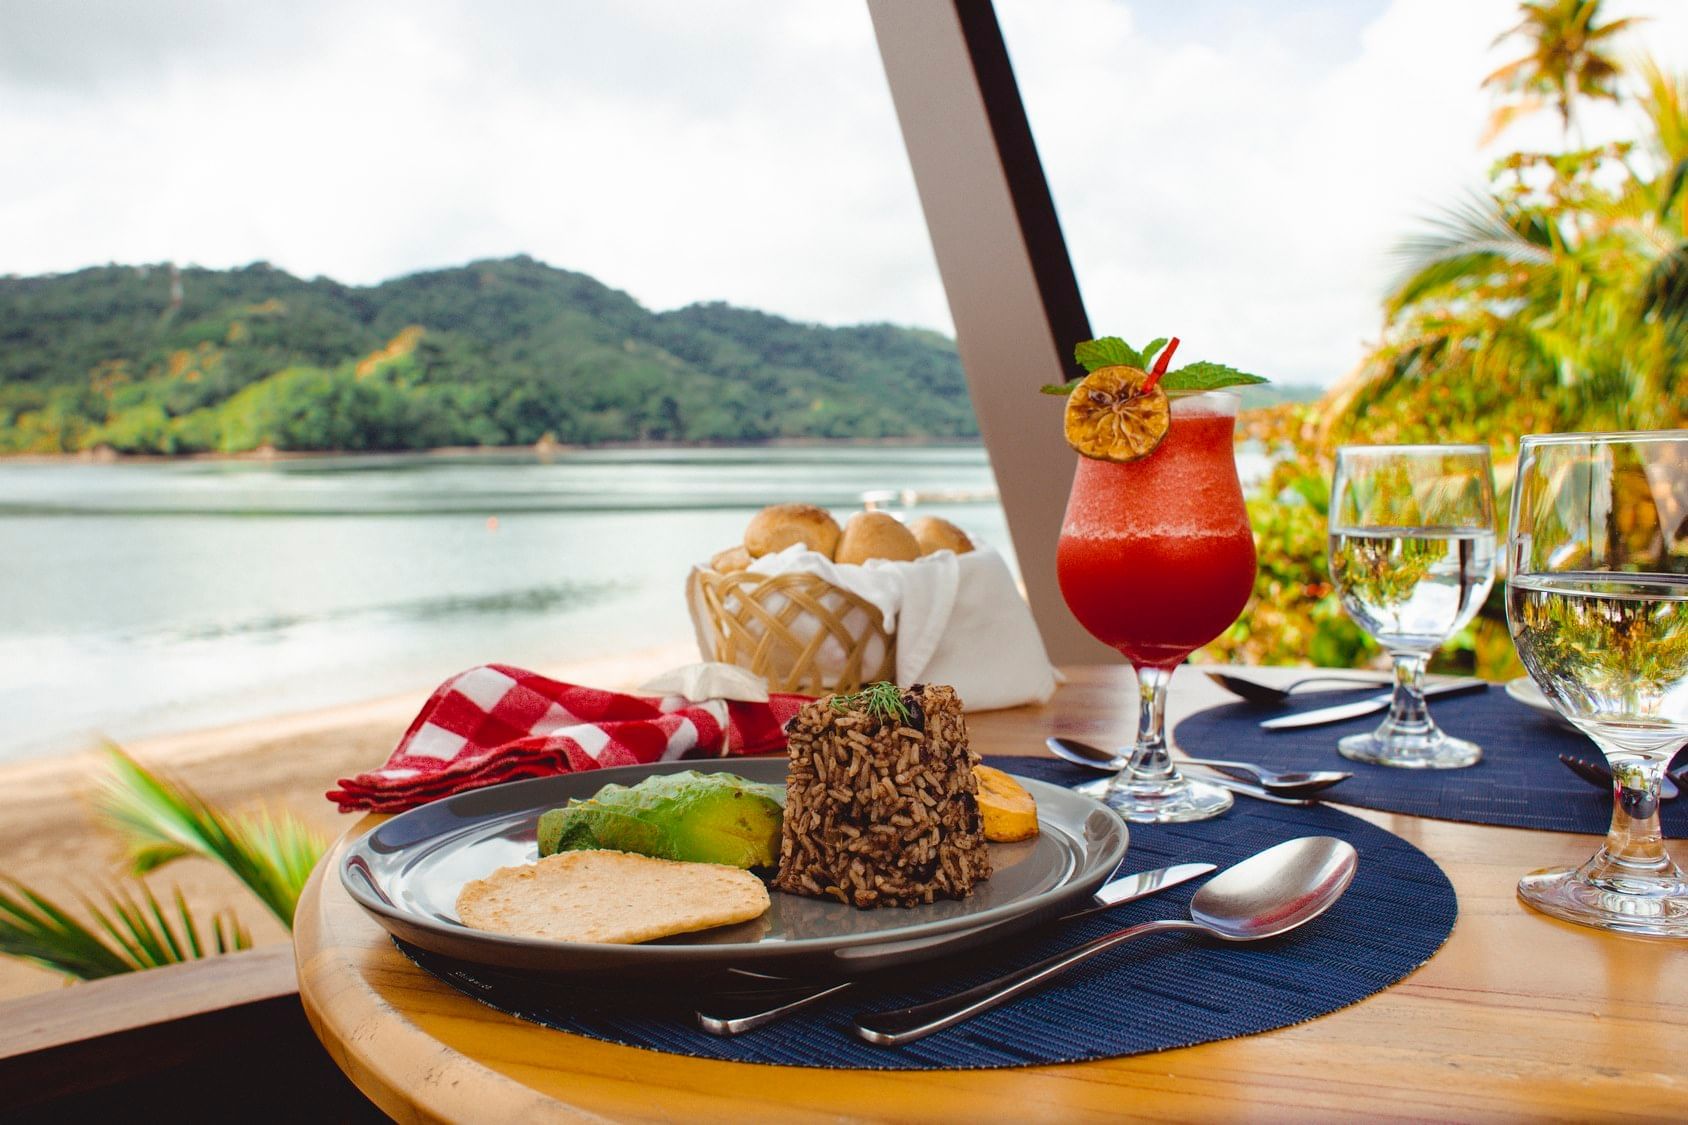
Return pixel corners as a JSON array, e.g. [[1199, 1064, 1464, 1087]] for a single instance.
[[973, 764, 1039, 843]]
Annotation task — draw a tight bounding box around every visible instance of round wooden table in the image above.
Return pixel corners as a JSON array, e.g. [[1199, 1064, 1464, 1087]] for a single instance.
[[295, 666, 1688, 1122]]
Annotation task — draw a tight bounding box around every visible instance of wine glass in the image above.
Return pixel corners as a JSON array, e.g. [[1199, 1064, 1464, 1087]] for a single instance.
[[1327, 445, 1497, 768], [1508, 431, 1688, 938], [1056, 391, 1258, 822]]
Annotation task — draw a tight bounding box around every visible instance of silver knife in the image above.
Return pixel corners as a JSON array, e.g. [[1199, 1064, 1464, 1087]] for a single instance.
[[1260, 680, 1489, 730], [1187, 770, 1316, 806], [694, 861, 1217, 1036], [1062, 862, 1218, 919]]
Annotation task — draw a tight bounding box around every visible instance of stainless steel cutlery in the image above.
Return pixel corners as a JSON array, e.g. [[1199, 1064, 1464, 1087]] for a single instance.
[[852, 837, 1358, 1046], [1259, 680, 1489, 730], [694, 860, 1216, 1036]]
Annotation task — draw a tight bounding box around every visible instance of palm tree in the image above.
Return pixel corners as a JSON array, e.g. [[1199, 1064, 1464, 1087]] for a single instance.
[[1325, 43, 1688, 450], [1482, 0, 1644, 141]]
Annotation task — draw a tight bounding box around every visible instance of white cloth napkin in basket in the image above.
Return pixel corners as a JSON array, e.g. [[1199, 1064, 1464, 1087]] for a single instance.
[[712, 543, 1057, 711]]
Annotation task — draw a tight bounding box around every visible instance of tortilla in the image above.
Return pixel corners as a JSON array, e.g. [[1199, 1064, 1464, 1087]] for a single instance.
[[455, 849, 770, 944]]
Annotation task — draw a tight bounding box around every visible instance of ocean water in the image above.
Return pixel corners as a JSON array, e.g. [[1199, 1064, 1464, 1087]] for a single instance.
[[0, 447, 1010, 761]]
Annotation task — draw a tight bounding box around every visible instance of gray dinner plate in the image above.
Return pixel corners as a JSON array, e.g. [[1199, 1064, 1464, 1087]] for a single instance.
[[341, 758, 1127, 977]]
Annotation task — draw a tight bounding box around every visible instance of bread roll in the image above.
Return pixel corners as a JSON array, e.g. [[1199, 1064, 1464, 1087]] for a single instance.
[[908, 516, 974, 556], [743, 503, 842, 559], [834, 511, 921, 565], [710, 545, 753, 573]]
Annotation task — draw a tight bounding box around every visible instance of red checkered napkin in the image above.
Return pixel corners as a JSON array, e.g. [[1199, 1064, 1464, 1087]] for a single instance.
[[327, 664, 810, 813]]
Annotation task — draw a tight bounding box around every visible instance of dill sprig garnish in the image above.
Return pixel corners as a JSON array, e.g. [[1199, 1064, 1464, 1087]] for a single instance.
[[828, 682, 911, 723]]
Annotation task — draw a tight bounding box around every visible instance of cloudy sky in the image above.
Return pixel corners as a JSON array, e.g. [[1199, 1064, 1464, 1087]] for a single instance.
[[2, 0, 1684, 385]]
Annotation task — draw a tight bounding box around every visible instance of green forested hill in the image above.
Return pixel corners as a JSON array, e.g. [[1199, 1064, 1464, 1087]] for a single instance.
[[0, 257, 979, 454]]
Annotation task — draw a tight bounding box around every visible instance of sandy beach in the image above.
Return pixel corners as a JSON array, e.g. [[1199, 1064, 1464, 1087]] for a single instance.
[[0, 641, 694, 1001]]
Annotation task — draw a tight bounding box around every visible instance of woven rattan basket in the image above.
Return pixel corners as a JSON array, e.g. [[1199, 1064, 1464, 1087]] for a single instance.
[[686, 567, 896, 695]]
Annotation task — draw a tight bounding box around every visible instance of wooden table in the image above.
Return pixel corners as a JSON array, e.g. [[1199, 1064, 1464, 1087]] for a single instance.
[[295, 666, 1688, 1122]]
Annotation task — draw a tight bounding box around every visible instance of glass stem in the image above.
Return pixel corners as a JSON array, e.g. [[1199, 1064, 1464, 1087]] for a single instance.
[[1586, 748, 1680, 881], [1125, 665, 1174, 781], [1385, 650, 1432, 733]]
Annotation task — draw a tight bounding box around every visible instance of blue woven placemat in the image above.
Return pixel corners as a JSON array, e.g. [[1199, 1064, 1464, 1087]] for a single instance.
[[1172, 685, 1687, 837], [396, 754, 1456, 1070]]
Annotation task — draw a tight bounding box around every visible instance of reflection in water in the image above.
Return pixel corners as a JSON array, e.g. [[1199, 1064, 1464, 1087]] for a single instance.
[[151, 580, 623, 644]]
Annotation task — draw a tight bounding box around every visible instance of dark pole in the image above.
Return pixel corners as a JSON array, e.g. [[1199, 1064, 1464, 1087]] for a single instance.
[[948, 3, 1092, 371]]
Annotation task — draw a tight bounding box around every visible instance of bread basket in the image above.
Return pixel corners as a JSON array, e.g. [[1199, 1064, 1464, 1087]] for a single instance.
[[686, 567, 896, 695]]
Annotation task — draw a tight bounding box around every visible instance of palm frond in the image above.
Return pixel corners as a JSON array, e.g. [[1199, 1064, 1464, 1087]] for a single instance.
[[91, 745, 326, 928], [1633, 59, 1688, 167], [177, 888, 204, 959], [1482, 55, 1535, 90], [213, 912, 242, 955], [1660, 157, 1688, 220], [238, 807, 328, 905], [1482, 97, 1547, 145], [0, 876, 250, 981], [1473, 315, 1572, 387], [1387, 255, 1516, 314], [1583, 15, 1646, 44], [1641, 241, 1688, 332], [128, 842, 197, 873], [1387, 195, 1555, 311], [0, 879, 135, 978]]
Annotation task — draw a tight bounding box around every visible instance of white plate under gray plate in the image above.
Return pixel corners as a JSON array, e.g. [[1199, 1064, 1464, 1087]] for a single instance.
[[341, 758, 1129, 977], [1505, 677, 1577, 728]]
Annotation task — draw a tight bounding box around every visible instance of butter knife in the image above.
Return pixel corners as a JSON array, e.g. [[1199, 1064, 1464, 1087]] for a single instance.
[[1260, 680, 1488, 730], [1187, 771, 1317, 806], [694, 861, 1216, 1036]]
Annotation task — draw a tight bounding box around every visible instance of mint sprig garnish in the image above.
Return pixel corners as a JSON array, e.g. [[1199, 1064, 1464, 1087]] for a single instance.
[[1073, 337, 1144, 371], [1138, 337, 1170, 371], [1158, 361, 1268, 391], [1042, 335, 1270, 395]]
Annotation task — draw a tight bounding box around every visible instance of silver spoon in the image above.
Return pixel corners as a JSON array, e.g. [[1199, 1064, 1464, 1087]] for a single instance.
[[852, 836, 1358, 1046], [1045, 737, 1352, 798], [1204, 670, 1390, 706]]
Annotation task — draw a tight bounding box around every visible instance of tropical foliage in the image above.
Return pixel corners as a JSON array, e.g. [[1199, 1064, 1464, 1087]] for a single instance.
[[1201, 1, 1686, 677], [0, 748, 325, 980]]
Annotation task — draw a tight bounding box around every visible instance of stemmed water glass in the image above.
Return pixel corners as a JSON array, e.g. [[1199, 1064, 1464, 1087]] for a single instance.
[[1508, 431, 1688, 938], [1327, 445, 1497, 768]]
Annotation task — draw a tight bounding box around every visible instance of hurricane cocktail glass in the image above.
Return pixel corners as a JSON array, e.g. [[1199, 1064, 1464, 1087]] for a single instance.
[[1509, 431, 1688, 938], [1057, 391, 1258, 823]]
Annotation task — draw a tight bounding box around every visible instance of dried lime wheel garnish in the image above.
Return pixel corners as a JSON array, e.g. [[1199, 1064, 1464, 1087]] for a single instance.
[[1062, 364, 1170, 462]]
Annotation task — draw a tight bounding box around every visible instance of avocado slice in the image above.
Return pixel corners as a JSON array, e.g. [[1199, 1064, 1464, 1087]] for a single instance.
[[536, 770, 785, 869]]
